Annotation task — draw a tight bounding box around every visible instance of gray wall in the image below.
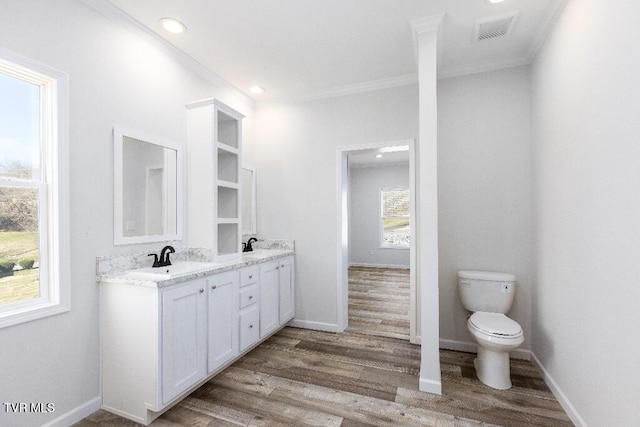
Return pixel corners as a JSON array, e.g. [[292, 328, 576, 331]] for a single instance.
[[255, 86, 419, 329], [530, 0, 640, 424], [0, 1, 253, 425], [349, 164, 410, 268], [438, 66, 532, 351]]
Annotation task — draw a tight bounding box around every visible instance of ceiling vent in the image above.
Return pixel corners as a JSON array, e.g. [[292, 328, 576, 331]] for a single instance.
[[474, 13, 518, 41]]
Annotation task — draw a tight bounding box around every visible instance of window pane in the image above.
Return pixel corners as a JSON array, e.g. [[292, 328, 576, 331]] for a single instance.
[[382, 189, 409, 217], [0, 187, 40, 305], [0, 72, 41, 180], [383, 217, 410, 246]]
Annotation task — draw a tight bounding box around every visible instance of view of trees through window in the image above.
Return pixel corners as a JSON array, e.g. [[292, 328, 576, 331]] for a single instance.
[[381, 188, 410, 247], [0, 70, 41, 306]]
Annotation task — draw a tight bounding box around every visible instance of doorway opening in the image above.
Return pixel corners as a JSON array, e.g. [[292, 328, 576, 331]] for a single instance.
[[336, 140, 417, 343]]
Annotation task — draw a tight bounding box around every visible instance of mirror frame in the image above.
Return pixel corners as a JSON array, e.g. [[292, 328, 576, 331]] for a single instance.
[[113, 126, 184, 245], [241, 164, 257, 236]]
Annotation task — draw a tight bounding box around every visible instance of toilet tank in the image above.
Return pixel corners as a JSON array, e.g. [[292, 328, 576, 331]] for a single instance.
[[458, 271, 517, 313]]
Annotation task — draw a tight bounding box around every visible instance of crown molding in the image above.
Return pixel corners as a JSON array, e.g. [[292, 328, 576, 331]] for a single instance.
[[410, 13, 446, 36], [438, 55, 530, 80], [525, 0, 570, 63], [256, 74, 418, 108], [81, 0, 255, 108], [410, 13, 446, 68]]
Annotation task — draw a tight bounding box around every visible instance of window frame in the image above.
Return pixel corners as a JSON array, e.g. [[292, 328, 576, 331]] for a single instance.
[[379, 187, 410, 249], [0, 48, 70, 328]]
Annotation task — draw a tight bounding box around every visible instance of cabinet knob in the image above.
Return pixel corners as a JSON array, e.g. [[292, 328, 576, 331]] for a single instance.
[[211, 285, 217, 290], [281, 264, 285, 268], [249, 275, 253, 279], [199, 288, 204, 293], [249, 295, 253, 300], [249, 324, 254, 329], [276, 266, 280, 270]]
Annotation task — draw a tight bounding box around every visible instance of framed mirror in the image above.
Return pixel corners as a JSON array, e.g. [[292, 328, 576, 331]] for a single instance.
[[113, 127, 183, 245], [241, 165, 256, 235]]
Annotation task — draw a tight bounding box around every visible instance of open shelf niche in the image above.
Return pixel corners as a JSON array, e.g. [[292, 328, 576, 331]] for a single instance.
[[186, 98, 244, 262]]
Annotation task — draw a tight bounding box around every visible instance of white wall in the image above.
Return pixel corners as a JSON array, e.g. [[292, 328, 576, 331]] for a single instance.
[[255, 85, 418, 329], [349, 164, 410, 268], [530, 0, 640, 425], [0, 1, 253, 425], [438, 66, 532, 351]]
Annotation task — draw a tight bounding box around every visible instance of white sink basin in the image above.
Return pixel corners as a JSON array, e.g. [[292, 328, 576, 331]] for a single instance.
[[125, 261, 216, 280], [242, 249, 285, 259]]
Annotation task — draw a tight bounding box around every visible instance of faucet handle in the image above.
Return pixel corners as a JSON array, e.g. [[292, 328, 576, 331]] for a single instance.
[[148, 253, 160, 267]]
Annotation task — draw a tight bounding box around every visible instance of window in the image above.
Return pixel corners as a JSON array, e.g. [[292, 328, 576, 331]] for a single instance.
[[0, 49, 69, 328], [380, 188, 410, 248]]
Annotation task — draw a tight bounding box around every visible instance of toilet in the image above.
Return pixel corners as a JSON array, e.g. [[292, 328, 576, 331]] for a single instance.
[[458, 270, 524, 390]]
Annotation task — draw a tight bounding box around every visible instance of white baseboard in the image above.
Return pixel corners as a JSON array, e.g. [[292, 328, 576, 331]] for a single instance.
[[288, 319, 340, 333], [42, 396, 101, 427], [529, 352, 587, 427], [439, 338, 531, 360], [440, 338, 586, 426], [348, 262, 409, 270], [419, 377, 442, 395]]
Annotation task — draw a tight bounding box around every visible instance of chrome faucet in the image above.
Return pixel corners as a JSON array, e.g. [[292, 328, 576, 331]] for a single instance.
[[148, 245, 175, 268]]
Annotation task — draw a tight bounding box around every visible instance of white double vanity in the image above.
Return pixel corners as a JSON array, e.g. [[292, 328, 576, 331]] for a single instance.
[[98, 247, 294, 425], [100, 99, 290, 424]]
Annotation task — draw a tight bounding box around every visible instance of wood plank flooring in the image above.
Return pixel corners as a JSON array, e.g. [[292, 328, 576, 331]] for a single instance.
[[77, 328, 572, 426], [347, 266, 410, 340], [77, 267, 572, 426]]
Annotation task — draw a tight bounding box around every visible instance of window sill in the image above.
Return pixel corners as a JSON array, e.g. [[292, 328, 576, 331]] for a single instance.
[[0, 301, 70, 329], [380, 245, 410, 250]]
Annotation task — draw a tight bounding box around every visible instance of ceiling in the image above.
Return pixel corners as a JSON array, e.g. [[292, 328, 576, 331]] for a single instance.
[[106, 0, 565, 103], [348, 148, 409, 168]]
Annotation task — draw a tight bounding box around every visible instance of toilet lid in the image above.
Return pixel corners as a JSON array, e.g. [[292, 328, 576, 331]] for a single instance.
[[469, 312, 522, 337]]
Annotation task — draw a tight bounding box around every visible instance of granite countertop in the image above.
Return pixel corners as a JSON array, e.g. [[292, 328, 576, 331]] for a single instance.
[[98, 248, 294, 288]]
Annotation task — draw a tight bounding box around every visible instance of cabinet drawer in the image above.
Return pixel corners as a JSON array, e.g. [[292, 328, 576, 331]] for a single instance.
[[239, 285, 258, 309], [239, 306, 260, 351], [240, 265, 259, 287]]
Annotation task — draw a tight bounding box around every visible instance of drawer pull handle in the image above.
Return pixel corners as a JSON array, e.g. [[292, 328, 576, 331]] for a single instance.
[[199, 288, 204, 293]]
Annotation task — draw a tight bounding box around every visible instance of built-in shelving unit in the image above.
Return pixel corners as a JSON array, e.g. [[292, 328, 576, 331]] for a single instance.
[[187, 99, 244, 261]]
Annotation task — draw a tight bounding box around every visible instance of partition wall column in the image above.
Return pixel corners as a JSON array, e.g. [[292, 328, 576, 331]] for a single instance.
[[411, 13, 444, 395]]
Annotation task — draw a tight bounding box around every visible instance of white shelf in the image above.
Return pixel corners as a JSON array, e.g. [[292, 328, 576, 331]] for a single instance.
[[187, 98, 244, 262], [217, 218, 240, 224], [217, 143, 239, 155], [217, 180, 240, 189]]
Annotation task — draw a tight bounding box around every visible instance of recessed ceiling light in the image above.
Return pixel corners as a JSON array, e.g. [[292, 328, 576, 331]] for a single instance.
[[159, 18, 187, 34], [487, 0, 505, 4], [250, 86, 265, 94], [375, 154, 383, 158]]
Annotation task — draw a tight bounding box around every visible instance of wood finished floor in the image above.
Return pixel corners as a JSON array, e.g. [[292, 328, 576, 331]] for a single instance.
[[347, 267, 410, 341], [77, 267, 572, 426]]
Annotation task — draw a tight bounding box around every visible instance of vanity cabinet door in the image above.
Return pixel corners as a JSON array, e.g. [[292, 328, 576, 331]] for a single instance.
[[259, 261, 279, 338], [278, 257, 295, 324], [208, 271, 240, 374], [161, 279, 207, 405]]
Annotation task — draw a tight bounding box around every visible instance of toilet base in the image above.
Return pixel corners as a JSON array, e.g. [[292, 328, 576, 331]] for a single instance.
[[474, 346, 512, 390]]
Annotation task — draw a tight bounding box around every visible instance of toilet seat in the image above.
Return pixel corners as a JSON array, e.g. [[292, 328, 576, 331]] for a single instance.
[[469, 312, 523, 339]]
